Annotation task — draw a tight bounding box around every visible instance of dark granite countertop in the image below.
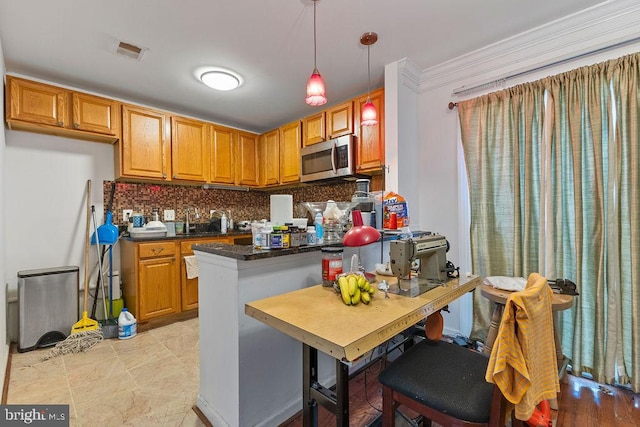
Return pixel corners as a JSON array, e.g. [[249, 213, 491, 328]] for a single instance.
[[192, 242, 342, 261], [122, 230, 252, 242]]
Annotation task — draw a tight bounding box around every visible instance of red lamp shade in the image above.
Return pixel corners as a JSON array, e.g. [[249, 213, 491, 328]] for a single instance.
[[343, 210, 381, 247], [305, 69, 327, 106], [361, 100, 378, 126]]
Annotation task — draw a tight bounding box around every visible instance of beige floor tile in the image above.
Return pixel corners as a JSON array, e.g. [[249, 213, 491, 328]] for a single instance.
[[74, 388, 157, 426], [69, 369, 137, 408], [61, 339, 117, 370], [9, 354, 66, 382], [10, 347, 55, 368], [128, 353, 186, 388], [160, 407, 206, 426], [8, 318, 202, 426], [112, 332, 174, 371], [177, 351, 200, 379], [65, 354, 128, 390]]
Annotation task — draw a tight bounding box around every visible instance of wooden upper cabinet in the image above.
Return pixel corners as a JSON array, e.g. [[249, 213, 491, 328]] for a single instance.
[[6, 76, 68, 127], [118, 104, 170, 180], [302, 111, 326, 146], [235, 131, 259, 186], [326, 101, 353, 139], [279, 121, 301, 184], [210, 125, 236, 184], [72, 92, 120, 136], [171, 116, 208, 182], [355, 88, 385, 173], [5, 76, 119, 143], [259, 129, 280, 187]]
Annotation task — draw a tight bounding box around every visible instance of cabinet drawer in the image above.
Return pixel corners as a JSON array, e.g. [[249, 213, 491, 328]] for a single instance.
[[139, 242, 176, 258]]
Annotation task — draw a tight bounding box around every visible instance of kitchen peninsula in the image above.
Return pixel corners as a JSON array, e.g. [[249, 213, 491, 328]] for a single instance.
[[193, 242, 336, 427]]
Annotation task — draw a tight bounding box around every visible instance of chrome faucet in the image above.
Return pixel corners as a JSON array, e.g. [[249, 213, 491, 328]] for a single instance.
[[185, 207, 200, 234]]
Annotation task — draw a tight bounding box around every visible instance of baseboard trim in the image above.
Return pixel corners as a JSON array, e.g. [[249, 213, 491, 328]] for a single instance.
[[1, 343, 13, 404]]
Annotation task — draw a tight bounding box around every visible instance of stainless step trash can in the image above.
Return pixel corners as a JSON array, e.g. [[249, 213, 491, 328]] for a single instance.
[[18, 266, 79, 352]]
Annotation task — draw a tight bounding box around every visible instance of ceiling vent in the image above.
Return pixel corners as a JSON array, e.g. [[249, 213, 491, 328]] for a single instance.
[[114, 40, 148, 61]]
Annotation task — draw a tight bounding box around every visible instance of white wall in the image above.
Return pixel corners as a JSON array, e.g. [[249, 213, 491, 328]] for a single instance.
[[4, 130, 114, 340], [1, 27, 8, 384], [406, 0, 640, 337]]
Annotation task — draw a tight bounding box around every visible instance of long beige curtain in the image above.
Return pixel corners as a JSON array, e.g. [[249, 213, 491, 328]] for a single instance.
[[458, 82, 546, 342], [458, 52, 640, 391]]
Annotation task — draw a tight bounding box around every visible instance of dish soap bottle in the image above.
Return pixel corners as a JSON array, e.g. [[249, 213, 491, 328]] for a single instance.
[[314, 213, 324, 244], [221, 212, 228, 233]]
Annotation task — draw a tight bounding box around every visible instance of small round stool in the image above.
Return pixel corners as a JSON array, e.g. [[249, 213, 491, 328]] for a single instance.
[[481, 284, 574, 410]]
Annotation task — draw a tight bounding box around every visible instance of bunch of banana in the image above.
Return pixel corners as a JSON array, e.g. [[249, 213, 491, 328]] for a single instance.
[[337, 273, 376, 305]]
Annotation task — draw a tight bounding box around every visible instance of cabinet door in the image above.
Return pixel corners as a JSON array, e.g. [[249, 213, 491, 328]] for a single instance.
[[179, 237, 231, 311], [138, 256, 179, 320], [279, 121, 301, 184], [210, 125, 236, 184], [235, 131, 259, 186], [171, 116, 209, 182], [302, 111, 326, 146], [355, 88, 385, 173], [6, 76, 68, 127], [120, 104, 169, 180], [259, 129, 280, 186], [326, 101, 353, 139], [72, 92, 120, 136]]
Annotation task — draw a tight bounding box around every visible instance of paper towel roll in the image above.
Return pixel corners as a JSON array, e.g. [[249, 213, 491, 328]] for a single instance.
[[270, 195, 293, 225]]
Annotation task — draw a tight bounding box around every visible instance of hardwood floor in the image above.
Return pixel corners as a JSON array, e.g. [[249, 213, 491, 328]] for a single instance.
[[282, 359, 640, 427]]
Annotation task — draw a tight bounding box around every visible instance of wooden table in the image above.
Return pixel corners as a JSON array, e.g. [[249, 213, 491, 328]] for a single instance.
[[245, 274, 482, 427]]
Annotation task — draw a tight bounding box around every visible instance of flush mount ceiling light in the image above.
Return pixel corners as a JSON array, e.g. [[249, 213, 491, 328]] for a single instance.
[[360, 32, 378, 126], [305, 0, 327, 106], [198, 68, 243, 91]]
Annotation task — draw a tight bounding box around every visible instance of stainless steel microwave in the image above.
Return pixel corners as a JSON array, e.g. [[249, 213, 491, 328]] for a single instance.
[[300, 134, 355, 183]]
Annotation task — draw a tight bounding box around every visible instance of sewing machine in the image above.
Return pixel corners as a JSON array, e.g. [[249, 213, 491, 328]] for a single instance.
[[388, 234, 448, 297]]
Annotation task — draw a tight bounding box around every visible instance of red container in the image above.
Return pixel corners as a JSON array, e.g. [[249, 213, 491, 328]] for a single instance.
[[389, 212, 398, 230], [321, 247, 343, 287]]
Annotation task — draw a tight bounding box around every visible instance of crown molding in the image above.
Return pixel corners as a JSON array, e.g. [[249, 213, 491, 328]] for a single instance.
[[421, 0, 640, 93], [398, 57, 422, 94]]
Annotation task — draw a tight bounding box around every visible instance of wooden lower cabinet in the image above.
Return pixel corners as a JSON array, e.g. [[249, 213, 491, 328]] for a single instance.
[[180, 237, 231, 311], [138, 255, 179, 319], [122, 235, 248, 323], [121, 240, 180, 321]]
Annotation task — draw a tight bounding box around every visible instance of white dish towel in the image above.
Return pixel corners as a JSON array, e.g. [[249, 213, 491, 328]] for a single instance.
[[184, 255, 199, 279]]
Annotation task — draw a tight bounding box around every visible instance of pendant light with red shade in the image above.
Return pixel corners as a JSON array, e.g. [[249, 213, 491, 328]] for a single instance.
[[305, 0, 327, 106], [360, 32, 378, 126]]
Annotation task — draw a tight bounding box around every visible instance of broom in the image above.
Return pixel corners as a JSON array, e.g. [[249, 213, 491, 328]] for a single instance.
[[44, 180, 103, 359]]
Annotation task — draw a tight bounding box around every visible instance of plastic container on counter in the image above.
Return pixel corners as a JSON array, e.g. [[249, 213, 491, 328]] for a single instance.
[[321, 247, 344, 287], [307, 226, 317, 245]]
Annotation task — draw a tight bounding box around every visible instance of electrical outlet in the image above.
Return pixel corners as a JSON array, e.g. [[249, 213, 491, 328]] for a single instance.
[[164, 209, 175, 221], [122, 209, 133, 222]]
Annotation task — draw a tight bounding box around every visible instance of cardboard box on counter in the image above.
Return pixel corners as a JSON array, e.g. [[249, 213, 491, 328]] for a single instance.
[[383, 192, 409, 229]]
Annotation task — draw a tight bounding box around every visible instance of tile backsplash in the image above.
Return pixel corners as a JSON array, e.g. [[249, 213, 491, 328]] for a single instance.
[[104, 180, 380, 226]]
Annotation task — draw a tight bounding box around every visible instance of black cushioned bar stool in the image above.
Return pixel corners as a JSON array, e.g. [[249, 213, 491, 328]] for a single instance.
[[378, 340, 507, 427]]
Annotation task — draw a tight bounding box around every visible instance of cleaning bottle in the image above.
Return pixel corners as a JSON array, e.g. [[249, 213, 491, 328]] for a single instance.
[[118, 308, 137, 339], [221, 212, 228, 233], [315, 213, 324, 244]]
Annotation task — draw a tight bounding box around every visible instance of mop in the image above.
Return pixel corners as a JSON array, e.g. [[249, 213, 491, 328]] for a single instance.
[[90, 208, 120, 338], [44, 180, 103, 360]]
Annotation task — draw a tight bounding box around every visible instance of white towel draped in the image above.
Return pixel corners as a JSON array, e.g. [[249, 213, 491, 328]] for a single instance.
[[184, 255, 198, 279]]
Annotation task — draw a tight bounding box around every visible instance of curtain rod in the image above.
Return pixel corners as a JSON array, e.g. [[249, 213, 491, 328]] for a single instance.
[[448, 34, 640, 109]]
